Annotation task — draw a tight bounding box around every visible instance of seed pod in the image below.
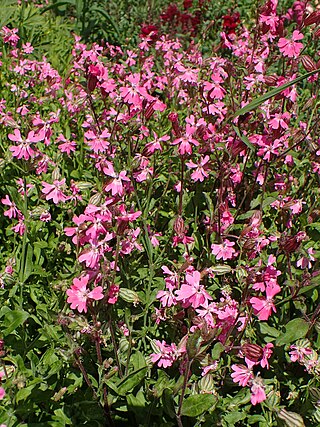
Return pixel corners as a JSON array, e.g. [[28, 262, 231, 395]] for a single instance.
[[199, 374, 215, 393], [89, 192, 102, 206], [119, 288, 140, 304], [300, 55, 317, 72], [278, 409, 306, 427], [309, 387, 320, 405]]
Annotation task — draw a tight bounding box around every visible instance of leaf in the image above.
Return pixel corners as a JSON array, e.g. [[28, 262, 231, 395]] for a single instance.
[[181, 394, 217, 417], [23, 243, 34, 282], [224, 411, 247, 425], [234, 68, 320, 117], [232, 125, 255, 151], [275, 318, 309, 346], [3, 309, 29, 336], [259, 323, 280, 338], [162, 388, 176, 418], [211, 342, 225, 359], [117, 367, 147, 396]]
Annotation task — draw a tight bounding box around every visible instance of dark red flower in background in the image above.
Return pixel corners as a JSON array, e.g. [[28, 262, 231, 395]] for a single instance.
[[222, 12, 240, 35]]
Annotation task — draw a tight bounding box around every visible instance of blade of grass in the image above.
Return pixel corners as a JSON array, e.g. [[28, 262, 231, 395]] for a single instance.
[[234, 68, 320, 117]]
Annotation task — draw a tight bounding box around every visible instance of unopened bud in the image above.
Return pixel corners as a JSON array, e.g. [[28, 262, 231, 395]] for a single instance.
[[300, 55, 317, 72], [264, 75, 278, 86], [174, 216, 185, 237], [144, 101, 156, 120], [241, 343, 263, 362], [52, 167, 61, 181], [314, 27, 320, 38], [304, 11, 320, 26]]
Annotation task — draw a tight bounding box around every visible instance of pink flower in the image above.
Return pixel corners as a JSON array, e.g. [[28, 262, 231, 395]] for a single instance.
[[186, 155, 210, 182], [211, 239, 236, 260], [1, 195, 20, 219], [12, 215, 26, 236], [107, 284, 119, 304], [175, 270, 212, 308], [103, 162, 131, 196], [42, 179, 68, 204], [66, 275, 104, 313], [231, 364, 253, 387], [250, 282, 281, 321], [8, 129, 43, 160], [250, 378, 266, 405], [260, 343, 274, 369], [289, 344, 313, 363], [40, 211, 51, 222], [278, 30, 304, 58], [84, 129, 110, 153], [150, 340, 177, 368], [297, 247, 315, 269], [1, 26, 19, 46]]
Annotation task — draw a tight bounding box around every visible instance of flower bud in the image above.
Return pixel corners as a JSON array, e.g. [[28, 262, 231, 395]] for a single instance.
[[174, 216, 185, 237], [300, 55, 317, 72], [264, 75, 278, 86], [241, 343, 263, 362], [304, 11, 320, 26]]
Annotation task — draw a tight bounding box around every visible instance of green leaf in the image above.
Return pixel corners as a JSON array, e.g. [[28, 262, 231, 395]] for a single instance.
[[162, 388, 176, 418], [234, 68, 320, 117], [117, 367, 147, 396], [233, 125, 255, 151], [181, 394, 217, 417], [211, 342, 225, 359], [276, 318, 309, 346], [224, 411, 247, 425], [3, 309, 29, 336], [259, 323, 280, 338], [23, 243, 34, 282]]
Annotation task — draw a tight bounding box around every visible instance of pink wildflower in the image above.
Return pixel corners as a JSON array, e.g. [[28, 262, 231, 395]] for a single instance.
[[12, 215, 26, 236], [1, 195, 19, 219], [150, 340, 177, 368], [103, 162, 131, 196], [186, 155, 210, 182], [230, 364, 253, 387], [42, 179, 68, 204], [211, 239, 236, 260], [278, 30, 304, 58], [250, 282, 281, 321], [1, 26, 19, 46], [289, 344, 313, 363], [66, 275, 104, 313], [8, 129, 43, 161], [0, 387, 5, 400], [250, 378, 266, 405], [175, 270, 212, 308], [297, 248, 315, 269]]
